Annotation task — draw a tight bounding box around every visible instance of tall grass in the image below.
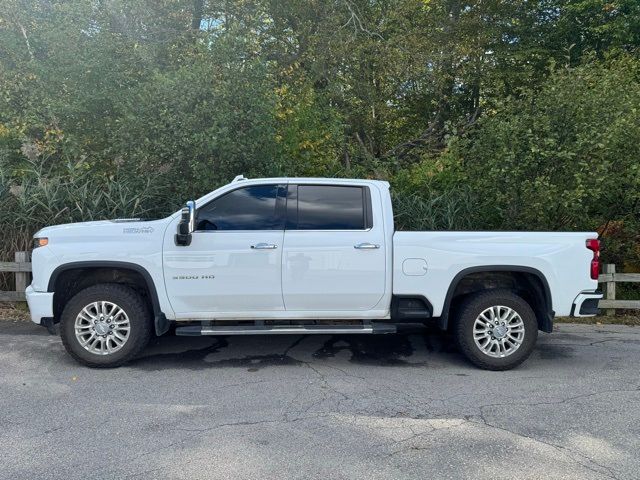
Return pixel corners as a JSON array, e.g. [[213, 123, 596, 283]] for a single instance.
[[0, 163, 173, 290], [391, 188, 476, 231]]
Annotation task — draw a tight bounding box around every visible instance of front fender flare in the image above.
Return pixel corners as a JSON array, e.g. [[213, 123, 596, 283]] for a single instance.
[[47, 261, 170, 336]]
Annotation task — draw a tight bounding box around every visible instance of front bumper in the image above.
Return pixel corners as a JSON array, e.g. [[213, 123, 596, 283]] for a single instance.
[[571, 290, 603, 317], [25, 285, 54, 325]]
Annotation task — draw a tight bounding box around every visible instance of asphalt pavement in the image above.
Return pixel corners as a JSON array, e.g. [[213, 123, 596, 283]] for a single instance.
[[1, 320, 638, 480]]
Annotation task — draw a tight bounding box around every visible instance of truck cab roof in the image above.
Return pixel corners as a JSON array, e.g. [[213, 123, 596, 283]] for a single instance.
[[229, 175, 390, 188]]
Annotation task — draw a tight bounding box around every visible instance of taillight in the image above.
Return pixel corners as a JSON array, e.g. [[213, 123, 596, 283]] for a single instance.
[[586, 239, 600, 280]]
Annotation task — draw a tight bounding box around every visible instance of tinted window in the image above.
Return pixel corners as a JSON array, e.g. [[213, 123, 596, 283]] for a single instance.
[[296, 185, 366, 230], [196, 185, 281, 230]]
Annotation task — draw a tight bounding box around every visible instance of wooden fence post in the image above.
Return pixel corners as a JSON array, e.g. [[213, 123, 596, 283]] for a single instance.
[[603, 263, 616, 316], [14, 251, 29, 294]]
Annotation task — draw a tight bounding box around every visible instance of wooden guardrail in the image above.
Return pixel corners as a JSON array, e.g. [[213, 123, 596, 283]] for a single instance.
[[0, 251, 31, 302], [598, 264, 640, 315], [1, 254, 639, 313]]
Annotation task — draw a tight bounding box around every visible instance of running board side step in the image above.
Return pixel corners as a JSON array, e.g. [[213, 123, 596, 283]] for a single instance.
[[175, 323, 397, 336]]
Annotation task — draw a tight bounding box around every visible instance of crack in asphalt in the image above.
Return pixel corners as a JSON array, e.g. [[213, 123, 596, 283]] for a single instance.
[[476, 386, 640, 412], [472, 415, 622, 480], [112, 414, 341, 480], [469, 387, 640, 480]]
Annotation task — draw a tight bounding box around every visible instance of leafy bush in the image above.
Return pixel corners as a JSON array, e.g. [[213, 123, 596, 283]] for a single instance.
[[453, 55, 640, 266]]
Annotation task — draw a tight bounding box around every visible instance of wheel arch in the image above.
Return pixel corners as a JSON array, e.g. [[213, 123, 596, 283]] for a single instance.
[[47, 261, 169, 336], [439, 265, 554, 333]]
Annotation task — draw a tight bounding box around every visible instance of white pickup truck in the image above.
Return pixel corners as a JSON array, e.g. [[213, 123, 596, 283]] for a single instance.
[[26, 176, 602, 370]]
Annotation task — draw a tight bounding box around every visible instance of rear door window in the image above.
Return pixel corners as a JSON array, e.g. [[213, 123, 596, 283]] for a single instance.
[[293, 185, 369, 230]]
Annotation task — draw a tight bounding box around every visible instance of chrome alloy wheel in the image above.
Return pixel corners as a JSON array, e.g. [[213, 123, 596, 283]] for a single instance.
[[74, 301, 131, 355], [473, 305, 525, 358]]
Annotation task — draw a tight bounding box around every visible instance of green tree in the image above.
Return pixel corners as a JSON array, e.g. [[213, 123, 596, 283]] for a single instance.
[[455, 55, 639, 254]]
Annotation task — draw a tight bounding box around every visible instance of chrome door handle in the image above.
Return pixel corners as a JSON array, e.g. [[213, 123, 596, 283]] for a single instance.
[[354, 242, 380, 250], [251, 243, 278, 250]]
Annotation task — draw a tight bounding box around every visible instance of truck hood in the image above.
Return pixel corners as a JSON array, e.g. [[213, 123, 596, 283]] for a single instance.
[[29, 217, 175, 292], [35, 218, 171, 240]]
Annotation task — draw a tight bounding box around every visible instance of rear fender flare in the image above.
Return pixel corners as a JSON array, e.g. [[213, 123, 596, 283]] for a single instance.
[[438, 265, 554, 332]]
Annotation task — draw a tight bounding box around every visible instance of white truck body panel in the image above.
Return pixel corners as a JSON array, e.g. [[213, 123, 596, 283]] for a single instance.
[[29, 218, 174, 319], [26, 176, 600, 327], [280, 179, 390, 314], [281, 228, 387, 311], [163, 229, 286, 315], [393, 231, 597, 317]]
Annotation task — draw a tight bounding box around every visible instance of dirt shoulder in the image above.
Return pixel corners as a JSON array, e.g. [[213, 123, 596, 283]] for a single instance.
[[0, 302, 30, 321], [555, 314, 640, 326]]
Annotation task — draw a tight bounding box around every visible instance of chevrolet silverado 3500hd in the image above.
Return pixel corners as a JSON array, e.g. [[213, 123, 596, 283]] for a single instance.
[[26, 176, 602, 370]]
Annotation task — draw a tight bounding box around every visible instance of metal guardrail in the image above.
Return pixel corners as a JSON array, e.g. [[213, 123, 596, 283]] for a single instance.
[[1, 254, 639, 312]]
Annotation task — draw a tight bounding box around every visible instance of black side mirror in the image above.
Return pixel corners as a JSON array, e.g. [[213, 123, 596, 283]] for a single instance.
[[175, 200, 195, 246]]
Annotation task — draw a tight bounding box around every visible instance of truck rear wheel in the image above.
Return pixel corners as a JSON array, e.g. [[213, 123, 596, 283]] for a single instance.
[[60, 283, 152, 368], [453, 289, 538, 370]]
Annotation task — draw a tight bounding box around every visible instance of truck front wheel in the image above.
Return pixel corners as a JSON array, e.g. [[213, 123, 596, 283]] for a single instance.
[[60, 283, 152, 368], [453, 290, 538, 370]]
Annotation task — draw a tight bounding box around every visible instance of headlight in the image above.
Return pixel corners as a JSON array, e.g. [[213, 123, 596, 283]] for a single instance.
[[33, 237, 49, 248]]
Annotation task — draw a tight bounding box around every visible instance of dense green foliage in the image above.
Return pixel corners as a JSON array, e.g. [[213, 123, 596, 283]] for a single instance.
[[459, 57, 640, 230], [1, 0, 639, 273]]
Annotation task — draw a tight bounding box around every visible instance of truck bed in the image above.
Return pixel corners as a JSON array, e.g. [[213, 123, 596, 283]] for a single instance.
[[393, 231, 598, 317]]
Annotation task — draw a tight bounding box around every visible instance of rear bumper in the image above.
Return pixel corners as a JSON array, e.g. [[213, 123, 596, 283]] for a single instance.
[[25, 286, 54, 325], [571, 290, 603, 317]]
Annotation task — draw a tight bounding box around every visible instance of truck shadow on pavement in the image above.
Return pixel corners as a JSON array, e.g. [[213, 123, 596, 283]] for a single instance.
[[130, 325, 463, 372], [3, 320, 577, 371]]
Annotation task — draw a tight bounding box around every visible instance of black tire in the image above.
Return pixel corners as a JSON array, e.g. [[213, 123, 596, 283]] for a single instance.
[[452, 289, 538, 371], [60, 283, 152, 368]]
